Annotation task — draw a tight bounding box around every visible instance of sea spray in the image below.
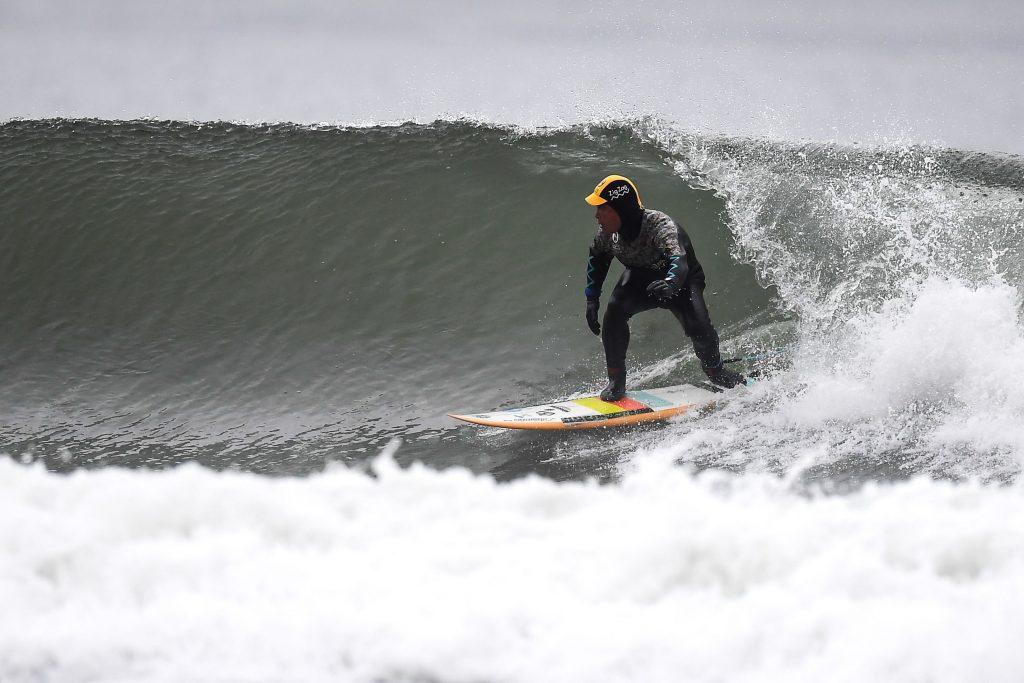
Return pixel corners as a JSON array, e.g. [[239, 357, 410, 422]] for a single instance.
[[2, 455, 1024, 682]]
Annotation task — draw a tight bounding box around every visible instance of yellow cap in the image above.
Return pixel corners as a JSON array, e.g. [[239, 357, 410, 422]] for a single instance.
[[585, 175, 643, 207]]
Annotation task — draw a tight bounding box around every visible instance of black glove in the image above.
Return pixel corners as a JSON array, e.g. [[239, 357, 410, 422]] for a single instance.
[[645, 279, 677, 301], [585, 299, 601, 336]]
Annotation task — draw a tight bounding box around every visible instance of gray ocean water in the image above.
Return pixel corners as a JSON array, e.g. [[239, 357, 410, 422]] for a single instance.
[[2, 118, 1022, 484]]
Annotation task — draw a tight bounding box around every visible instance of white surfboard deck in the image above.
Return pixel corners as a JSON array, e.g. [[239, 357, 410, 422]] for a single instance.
[[449, 384, 718, 431]]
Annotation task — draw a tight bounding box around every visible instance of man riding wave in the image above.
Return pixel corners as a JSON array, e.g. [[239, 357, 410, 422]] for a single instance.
[[583, 174, 745, 401]]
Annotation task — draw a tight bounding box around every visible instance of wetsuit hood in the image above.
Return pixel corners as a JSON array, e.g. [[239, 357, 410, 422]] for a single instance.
[[584, 174, 645, 241], [615, 203, 645, 241]]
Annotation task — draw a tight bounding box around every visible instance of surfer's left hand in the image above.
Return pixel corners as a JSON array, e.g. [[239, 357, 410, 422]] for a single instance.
[[646, 279, 675, 301]]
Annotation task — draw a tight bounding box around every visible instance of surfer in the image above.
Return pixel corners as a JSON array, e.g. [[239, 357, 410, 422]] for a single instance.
[[583, 174, 745, 401]]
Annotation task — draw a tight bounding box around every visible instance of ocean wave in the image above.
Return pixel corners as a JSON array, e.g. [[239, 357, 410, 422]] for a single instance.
[[1, 118, 1022, 483]]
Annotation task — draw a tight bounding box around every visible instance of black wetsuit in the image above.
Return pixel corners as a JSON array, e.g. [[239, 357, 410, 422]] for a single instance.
[[585, 209, 723, 375]]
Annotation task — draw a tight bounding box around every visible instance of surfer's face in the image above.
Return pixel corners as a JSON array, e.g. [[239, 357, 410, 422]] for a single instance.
[[595, 204, 621, 233]]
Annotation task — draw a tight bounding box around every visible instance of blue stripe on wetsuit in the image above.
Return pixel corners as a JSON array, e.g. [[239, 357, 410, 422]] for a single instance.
[[666, 255, 680, 282], [585, 250, 612, 300]]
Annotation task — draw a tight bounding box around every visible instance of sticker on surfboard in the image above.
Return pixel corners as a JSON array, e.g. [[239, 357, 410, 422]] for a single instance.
[[448, 384, 718, 431]]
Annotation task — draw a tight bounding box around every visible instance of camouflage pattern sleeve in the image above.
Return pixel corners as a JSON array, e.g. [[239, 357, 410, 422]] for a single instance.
[[649, 212, 689, 288], [647, 212, 683, 257]]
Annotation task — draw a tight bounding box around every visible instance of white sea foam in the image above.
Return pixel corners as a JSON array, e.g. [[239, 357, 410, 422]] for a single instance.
[[635, 119, 1024, 481], [2, 455, 1023, 683], [637, 277, 1024, 484], [788, 278, 1024, 427]]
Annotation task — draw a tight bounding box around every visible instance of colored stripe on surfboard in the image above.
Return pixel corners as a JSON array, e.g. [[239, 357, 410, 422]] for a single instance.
[[625, 390, 674, 409], [561, 406, 655, 425], [563, 395, 664, 425], [572, 396, 650, 414], [563, 396, 655, 425]]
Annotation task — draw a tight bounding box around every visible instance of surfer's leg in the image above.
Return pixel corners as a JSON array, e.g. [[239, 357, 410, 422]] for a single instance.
[[669, 278, 722, 368], [602, 286, 635, 375], [670, 280, 745, 388], [601, 273, 657, 398]]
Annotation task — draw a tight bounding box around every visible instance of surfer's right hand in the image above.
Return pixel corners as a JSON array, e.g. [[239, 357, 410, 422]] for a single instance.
[[585, 298, 601, 336]]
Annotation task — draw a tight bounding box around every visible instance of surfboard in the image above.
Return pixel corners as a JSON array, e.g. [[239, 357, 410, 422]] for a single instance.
[[449, 384, 718, 430]]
